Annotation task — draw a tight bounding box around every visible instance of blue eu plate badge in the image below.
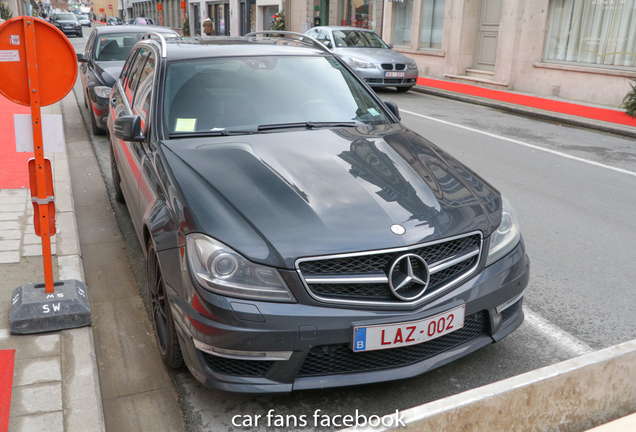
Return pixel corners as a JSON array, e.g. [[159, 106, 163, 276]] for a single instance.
[[354, 327, 367, 352]]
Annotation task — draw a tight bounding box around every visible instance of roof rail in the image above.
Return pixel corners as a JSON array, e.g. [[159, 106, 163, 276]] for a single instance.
[[141, 32, 168, 58], [245, 31, 331, 53]]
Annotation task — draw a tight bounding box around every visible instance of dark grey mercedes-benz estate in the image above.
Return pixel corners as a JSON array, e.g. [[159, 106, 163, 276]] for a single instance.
[[107, 32, 530, 393]]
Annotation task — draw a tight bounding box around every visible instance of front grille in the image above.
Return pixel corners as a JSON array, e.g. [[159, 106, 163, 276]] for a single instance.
[[380, 63, 406, 71], [384, 79, 403, 84], [298, 311, 488, 377], [297, 233, 482, 306], [201, 353, 273, 377]]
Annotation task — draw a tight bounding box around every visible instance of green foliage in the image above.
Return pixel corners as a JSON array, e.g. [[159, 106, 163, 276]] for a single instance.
[[182, 12, 190, 36], [271, 9, 285, 31], [1, 1, 13, 20], [622, 79, 636, 118]]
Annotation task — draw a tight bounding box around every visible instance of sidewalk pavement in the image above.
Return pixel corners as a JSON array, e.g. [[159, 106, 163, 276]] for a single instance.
[[0, 94, 105, 431], [412, 78, 636, 139]]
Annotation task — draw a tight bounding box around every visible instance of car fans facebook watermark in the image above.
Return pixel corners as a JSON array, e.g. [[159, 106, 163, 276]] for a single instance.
[[232, 409, 406, 429]]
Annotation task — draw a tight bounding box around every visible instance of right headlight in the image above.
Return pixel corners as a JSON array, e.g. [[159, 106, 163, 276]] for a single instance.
[[351, 57, 375, 69], [186, 233, 296, 303], [486, 196, 521, 267]]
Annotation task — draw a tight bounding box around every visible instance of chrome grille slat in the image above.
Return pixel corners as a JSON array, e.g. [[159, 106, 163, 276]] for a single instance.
[[296, 232, 483, 307]]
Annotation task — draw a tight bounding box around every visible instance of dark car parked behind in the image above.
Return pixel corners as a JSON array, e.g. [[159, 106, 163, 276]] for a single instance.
[[51, 13, 83, 38], [108, 32, 529, 393], [76, 26, 178, 135]]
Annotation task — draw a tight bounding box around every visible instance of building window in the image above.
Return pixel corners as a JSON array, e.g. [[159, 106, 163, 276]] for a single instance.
[[544, 0, 636, 68], [392, 0, 414, 47], [340, 0, 384, 35], [419, 0, 445, 50]]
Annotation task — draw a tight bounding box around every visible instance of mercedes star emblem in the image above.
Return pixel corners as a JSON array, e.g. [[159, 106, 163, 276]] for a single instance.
[[386, 254, 430, 301]]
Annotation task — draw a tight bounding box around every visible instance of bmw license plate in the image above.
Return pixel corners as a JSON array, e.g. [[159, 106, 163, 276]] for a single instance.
[[384, 71, 405, 78], [352, 305, 465, 352]]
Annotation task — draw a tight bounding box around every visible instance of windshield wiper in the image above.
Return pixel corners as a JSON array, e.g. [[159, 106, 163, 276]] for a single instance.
[[169, 129, 257, 138], [257, 121, 362, 131]]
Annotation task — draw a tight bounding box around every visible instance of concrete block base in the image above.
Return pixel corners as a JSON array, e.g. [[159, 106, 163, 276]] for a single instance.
[[9, 279, 91, 334]]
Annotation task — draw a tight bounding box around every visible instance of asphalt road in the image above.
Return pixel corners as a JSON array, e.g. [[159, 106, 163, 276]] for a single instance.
[[67, 33, 636, 431]]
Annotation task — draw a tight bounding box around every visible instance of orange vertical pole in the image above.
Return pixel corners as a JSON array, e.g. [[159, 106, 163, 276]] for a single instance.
[[23, 17, 55, 294]]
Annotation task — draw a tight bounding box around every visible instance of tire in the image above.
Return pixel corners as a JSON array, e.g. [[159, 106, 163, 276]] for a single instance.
[[90, 106, 106, 136], [110, 144, 125, 203], [396, 86, 413, 93], [148, 240, 184, 369]]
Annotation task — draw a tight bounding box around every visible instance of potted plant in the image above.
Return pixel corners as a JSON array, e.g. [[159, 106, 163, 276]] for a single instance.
[[622, 79, 636, 118]]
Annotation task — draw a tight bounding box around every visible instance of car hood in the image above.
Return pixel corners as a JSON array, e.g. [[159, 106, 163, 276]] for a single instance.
[[163, 124, 501, 268], [95, 61, 125, 87], [55, 19, 79, 25], [334, 47, 413, 64]]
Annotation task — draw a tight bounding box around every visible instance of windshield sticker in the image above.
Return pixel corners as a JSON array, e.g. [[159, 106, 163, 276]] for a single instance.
[[367, 108, 380, 116], [175, 118, 197, 132]]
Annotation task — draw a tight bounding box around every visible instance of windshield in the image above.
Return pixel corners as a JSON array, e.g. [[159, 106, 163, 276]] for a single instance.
[[56, 14, 76, 20], [332, 30, 388, 49], [163, 55, 392, 135]]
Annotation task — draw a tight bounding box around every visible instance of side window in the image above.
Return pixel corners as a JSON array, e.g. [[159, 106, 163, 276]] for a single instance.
[[123, 48, 149, 104], [132, 52, 156, 127], [306, 29, 318, 39], [85, 32, 96, 58], [120, 49, 139, 90]]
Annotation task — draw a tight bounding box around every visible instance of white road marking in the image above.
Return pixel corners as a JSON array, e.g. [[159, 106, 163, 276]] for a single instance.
[[402, 109, 636, 178], [524, 307, 594, 356]]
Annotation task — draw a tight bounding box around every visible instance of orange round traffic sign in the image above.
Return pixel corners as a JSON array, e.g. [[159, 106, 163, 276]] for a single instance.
[[0, 17, 77, 107]]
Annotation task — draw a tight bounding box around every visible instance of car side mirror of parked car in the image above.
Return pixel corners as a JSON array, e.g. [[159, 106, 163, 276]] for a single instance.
[[77, 53, 88, 63], [388, 43, 393, 49], [324, 40, 332, 48], [114, 115, 145, 142], [384, 101, 400, 121]]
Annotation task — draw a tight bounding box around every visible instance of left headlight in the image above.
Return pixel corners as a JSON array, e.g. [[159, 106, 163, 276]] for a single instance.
[[486, 196, 521, 267], [351, 57, 375, 69], [186, 233, 296, 303]]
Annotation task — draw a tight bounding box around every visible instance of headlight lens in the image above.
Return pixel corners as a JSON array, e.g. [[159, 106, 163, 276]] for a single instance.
[[408, 60, 418, 70], [486, 196, 521, 267], [93, 86, 112, 99], [351, 57, 375, 69], [186, 233, 296, 302]]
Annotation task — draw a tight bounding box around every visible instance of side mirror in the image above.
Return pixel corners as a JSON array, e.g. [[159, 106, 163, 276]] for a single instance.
[[77, 53, 88, 63], [388, 44, 393, 49], [324, 40, 332, 48], [384, 101, 400, 121], [114, 115, 145, 142]]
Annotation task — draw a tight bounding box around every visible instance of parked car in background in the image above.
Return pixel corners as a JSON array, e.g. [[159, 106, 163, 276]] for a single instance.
[[128, 17, 155, 25], [107, 32, 529, 393], [305, 26, 419, 93], [51, 13, 83, 37], [107, 16, 124, 25], [76, 25, 178, 135], [77, 14, 91, 26]]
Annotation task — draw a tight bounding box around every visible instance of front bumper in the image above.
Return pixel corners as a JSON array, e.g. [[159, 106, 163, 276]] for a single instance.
[[352, 66, 419, 88], [166, 239, 529, 393]]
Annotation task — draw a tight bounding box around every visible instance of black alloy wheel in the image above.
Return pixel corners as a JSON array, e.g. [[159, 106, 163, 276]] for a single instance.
[[109, 144, 125, 203], [147, 240, 184, 369]]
